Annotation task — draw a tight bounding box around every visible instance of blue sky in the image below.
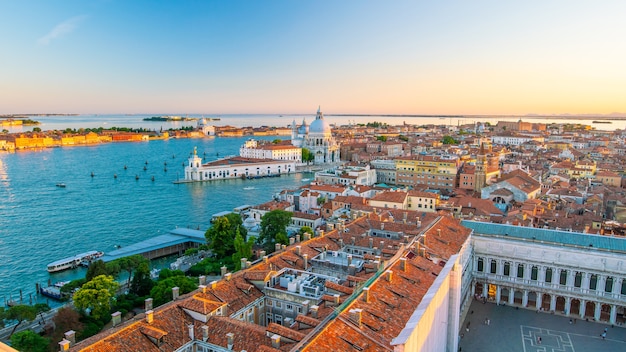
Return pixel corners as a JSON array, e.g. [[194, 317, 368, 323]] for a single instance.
[[1, 1, 625, 115]]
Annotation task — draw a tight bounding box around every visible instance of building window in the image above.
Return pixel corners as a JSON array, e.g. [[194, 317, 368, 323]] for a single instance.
[[605, 277, 614, 293], [590, 274, 598, 290], [517, 264, 524, 278], [490, 260, 497, 274], [560, 270, 567, 286], [286, 304, 293, 311], [477, 258, 484, 272], [531, 266, 538, 281], [621, 280, 626, 295], [574, 272, 582, 288], [545, 268, 552, 283]]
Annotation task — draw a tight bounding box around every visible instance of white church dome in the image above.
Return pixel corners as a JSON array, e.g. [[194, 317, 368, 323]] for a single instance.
[[309, 118, 331, 134]]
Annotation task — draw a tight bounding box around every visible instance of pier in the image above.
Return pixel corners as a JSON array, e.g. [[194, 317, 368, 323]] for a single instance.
[[100, 227, 207, 262]]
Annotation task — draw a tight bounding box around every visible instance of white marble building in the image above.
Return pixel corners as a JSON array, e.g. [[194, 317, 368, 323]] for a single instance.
[[291, 107, 340, 165]]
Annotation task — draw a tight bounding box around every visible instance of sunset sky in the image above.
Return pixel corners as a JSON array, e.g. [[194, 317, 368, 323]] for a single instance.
[[1, 1, 625, 115]]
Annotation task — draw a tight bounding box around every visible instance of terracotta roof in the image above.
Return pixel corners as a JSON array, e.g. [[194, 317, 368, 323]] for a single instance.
[[267, 322, 307, 342]]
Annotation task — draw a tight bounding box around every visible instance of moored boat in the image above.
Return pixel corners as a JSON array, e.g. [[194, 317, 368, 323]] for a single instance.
[[40, 281, 70, 300], [46, 250, 104, 273]]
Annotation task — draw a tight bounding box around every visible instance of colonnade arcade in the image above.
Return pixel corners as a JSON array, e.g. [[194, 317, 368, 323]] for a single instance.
[[471, 256, 626, 325]]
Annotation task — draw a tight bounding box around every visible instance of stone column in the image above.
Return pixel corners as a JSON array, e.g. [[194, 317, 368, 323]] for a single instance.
[[579, 299, 586, 319], [523, 264, 531, 281], [566, 269, 575, 288], [610, 305, 617, 325], [536, 293, 542, 311], [471, 281, 476, 296], [550, 295, 556, 312], [508, 288, 515, 305], [497, 260, 504, 276], [565, 297, 571, 316], [594, 302, 601, 321], [612, 278, 621, 296], [582, 272, 591, 291], [496, 286, 501, 305], [599, 276, 607, 294], [538, 266, 546, 286], [522, 290, 529, 307]]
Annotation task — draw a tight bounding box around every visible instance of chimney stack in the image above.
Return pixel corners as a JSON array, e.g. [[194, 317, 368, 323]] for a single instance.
[[271, 334, 281, 349], [319, 230, 324, 237], [333, 294, 340, 305], [201, 325, 209, 342], [64, 330, 75, 345], [210, 280, 218, 289], [302, 300, 310, 315], [437, 229, 441, 237], [240, 258, 247, 269], [111, 311, 121, 327], [363, 287, 370, 303], [59, 339, 70, 352], [349, 309, 363, 327], [172, 286, 180, 300], [263, 255, 269, 264], [351, 236, 356, 245], [303, 253, 308, 270], [296, 234, 301, 242], [199, 285, 207, 293], [225, 273, 232, 281], [310, 305, 319, 318], [259, 250, 266, 258], [188, 324, 195, 341], [296, 245, 301, 256], [146, 310, 154, 324], [400, 257, 407, 272], [380, 240, 385, 249], [369, 237, 373, 248], [227, 332, 235, 350], [275, 243, 282, 252], [289, 237, 295, 245], [221, 266, 228, 277], [385, 270, 393, 282], [339, 238, 344, 247], [145, 298, 153, 311], [198, 275, 207, 285], [347, 254, 352, 267], [282, 244, 286, 250]]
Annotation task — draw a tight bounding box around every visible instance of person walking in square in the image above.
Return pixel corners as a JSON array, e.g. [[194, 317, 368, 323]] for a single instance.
[[601, 332, 606, 340]]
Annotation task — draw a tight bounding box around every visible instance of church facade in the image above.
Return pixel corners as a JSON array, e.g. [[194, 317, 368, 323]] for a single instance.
[[291, 107, 340, 165]]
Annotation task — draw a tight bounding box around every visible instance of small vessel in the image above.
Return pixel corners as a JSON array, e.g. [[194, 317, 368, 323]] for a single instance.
[[243, 186, 255, 190], [46, 251, 104, 273], [301, 178, 311, 182], [124, 165, 127, 170], [39, 281, 70, 300], [56, 183, 66, 188], [90, 172, 95, 177], [135, 175, 140, 180], [592, 120, 612, 124], [151, 176, 155, 182]]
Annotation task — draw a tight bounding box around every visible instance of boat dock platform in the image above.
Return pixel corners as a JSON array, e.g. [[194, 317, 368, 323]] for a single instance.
[[100, 227, 207, 262]]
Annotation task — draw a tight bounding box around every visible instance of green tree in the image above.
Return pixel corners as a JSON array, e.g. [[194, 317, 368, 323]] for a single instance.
[[0, 306, 5, 328], [115, 255, 149, 287], [158, 268, 185, 280], [205, 213, 246, 258], [6, 304, 38, 337], [10, 330, 49, 352], [376, 135, 388, 142], [149, 276, 198, 306], [272, 139, 282, 144], [86, 260, 109, 281], [73, 275, 120, 320], [32, 127, 42, 132], [130, 261, 153, 296], [442, 135, 458, 145], [398, 135, 409, 142], [258, 209, 292, 253], [298, 226, 314, 236], [301, 148, 314, 163], [232, 228, 254, 270]]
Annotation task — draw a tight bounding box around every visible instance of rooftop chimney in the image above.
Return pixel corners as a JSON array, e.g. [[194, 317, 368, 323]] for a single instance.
[[201, 325, 209, 342], [385, 270, 393, 282], [111, 311, 121, 327], [64, 330, 75, 345], [347, 254, 352, 266], [188, 323, 195, 341], [282, 244, 286, 250], [363, 287, 370, 303], [145, 298, 153, 311], [289, 237, 295, 245], [351, 236, 356, 245], [275, 243, 282, 252], [319, 230, 324, 237], [303, 253, 308, 270], [296, 234, 301, 242], [59, 339, 70, 352], [172, 286, 180, 300], [400, 257, 407, 272], [284, 317, 293, 327], [227, 332, 235, 350], [302, 300, 310, 315], [296, 245, 301, 256], [199, 285, 207, 293], [271, 334, 281, 349], [225, 273, 232, 281], [263, 255, 269, 264], [339, 238, 344, 247], [240, 258, 247, 269], [221, 266, 228, 277], [198, 275, 207, 285], [437, 229, 441, 237], [310, 305, 319, 318], [333, 294, 340, 305], [146, 310, 154, 324], [380, 240, 385, 249], [381, 223, 384, 230], [304, 232, 311, 241], [259, 250, 266, 258], [349, 309, 363, 327], [210, 280, 218, 289], [369, 237, 373, 248]]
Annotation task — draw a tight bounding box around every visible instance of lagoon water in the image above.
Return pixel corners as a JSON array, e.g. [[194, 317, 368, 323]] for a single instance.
[[1, 113, 622, 306], [0, 134, 309, 305]]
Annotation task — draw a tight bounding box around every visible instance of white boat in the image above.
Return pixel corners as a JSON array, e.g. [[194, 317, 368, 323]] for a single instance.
[[47, 250, 104, 273], [243, 186, 255, 190]]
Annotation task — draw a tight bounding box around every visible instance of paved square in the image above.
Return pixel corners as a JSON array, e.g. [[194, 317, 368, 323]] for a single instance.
[[459, 300, 626, 352]]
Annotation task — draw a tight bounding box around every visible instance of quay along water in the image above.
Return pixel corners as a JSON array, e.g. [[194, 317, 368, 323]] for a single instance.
[[0, 136, 311, 307]]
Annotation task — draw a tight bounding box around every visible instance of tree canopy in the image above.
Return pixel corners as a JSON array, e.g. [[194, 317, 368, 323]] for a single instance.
[[302, 148, 314, 163], [232, 227, 254, 270], [10, 330, 49, 352], [298, 226, 314, 236], [149, 275, 197, 306], [258, 209, 292, 253], [205, 213, 247, 258], [73, 275, 120, 320], [442, 135, 459, 144]]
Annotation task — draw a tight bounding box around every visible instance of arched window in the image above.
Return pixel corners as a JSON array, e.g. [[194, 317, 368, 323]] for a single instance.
[[490, 260, 497, 274], [503, 262, 511, 276], [560, 270, 568, 286], [545, 268, 553, 283], [477, 258, 484, 272], [590, 274, 598, 290], [531, 266, 538, 281], [574, 272, 582, 288], [517, 264, 524, 278], [605, 277, 614, 293]]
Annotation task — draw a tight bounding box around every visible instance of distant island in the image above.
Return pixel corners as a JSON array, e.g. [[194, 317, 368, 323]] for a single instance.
[[143, 116, 199, 122], [0, 118, 41, 126]]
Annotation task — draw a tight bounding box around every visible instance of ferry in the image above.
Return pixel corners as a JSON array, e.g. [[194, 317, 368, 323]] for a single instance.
[[39, 281, 70, 300], [46, 250, 104, 273]]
